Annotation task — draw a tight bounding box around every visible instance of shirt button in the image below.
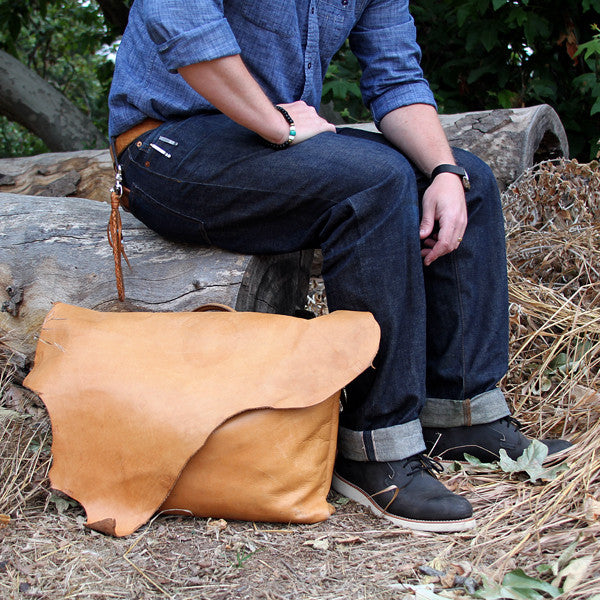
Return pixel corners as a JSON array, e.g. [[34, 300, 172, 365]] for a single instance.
[[311, 6, 315, 13], [342, 0, 348, 5], [308, 62, 312, 69]]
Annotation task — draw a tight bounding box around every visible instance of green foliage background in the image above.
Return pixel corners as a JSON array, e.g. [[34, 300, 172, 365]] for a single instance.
[[1, 0, 600, 160], [412, 0, 600, 159], [0, 0, 118, 157]]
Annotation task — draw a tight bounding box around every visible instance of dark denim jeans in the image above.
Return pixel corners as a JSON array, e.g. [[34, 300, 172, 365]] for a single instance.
[[118, 113, 510, 461]]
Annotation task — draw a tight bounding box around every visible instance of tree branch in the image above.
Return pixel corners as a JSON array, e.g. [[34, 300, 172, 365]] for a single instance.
[[0, 49, 106, 151], [96, 0, 130, 37]]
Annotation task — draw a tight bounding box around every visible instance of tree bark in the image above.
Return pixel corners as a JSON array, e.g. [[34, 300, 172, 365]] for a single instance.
[[0, 194, 312, 364], [0, 50, 107, 152], [0, 149, 113, 203]]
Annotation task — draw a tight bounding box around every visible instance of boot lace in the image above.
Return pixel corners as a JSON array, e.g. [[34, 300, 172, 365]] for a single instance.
[[401, 453, 444, 477], [501, 416, 522, 431], [373, 454, 443, 512]]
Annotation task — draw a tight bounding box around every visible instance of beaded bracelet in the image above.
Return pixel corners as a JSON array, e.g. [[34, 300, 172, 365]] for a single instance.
[[266, 105, 297, 150]]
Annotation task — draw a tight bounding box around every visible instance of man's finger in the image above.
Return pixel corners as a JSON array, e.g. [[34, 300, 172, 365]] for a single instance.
[[419, 203, 435, 239]]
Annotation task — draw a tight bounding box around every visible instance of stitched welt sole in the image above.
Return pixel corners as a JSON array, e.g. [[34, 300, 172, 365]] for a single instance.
[[331, 474, 476, 533]]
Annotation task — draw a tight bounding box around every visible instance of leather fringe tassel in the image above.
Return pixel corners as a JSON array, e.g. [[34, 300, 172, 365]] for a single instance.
[[107, 190, 130, 302]]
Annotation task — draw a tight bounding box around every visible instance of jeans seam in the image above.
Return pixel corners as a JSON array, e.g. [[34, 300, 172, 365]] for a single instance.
[[451, 249, 468, 405]]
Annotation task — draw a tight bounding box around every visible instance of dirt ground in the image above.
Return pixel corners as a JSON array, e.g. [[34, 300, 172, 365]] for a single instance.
[[1, 158, 600, 599], [3, 416, 592, 600], [1, 408, 599, 600]]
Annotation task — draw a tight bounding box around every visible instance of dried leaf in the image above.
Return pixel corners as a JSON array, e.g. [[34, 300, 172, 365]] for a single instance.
[[440, 572, 456, 588], [553, 539, 579, 576], [49, 494, 78, 514], [206, 518, 228, 534], [463, 455, 499, 470], [303, 538, 330, 551], [334, 536, 365, 545], [0, 407, 29, 422], [584, 495, 600, 522], [553, 555, 594, 592], [0, 514, 10, 529]]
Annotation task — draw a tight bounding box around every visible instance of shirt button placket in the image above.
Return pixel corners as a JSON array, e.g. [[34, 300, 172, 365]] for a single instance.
[[305, 2, 317, 77]]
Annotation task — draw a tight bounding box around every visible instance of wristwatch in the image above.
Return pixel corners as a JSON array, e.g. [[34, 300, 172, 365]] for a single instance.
[[430, 164, 471, 191]]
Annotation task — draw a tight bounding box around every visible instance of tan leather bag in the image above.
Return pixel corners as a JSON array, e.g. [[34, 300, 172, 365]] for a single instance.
[[24, 303, 380, 536]]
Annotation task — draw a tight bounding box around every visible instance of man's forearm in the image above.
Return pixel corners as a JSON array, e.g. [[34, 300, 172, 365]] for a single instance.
[[178, 55, 335, 146], [379, 104, 455, 175], [178, 55, 289, 144]]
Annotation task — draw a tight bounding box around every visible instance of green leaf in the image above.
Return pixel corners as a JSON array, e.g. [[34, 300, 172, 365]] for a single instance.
[[502, 570, 561, 598], [456, 6, 471, 28], [467, 64, 497, 84], [523, 14, 551, 46], [498, 440, 569, 483], [480, 26, 499, 52], [535, 564, 553, 574], [463, 454, 498, 469], [496, 89, 516, 108], [492, 0, 506, 10], [476, 574, 537, 600]]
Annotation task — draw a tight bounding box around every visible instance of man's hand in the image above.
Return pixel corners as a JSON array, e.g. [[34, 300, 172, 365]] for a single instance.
[[276, 101, 336, 144], [419, 173, 467, 266], [379, 104, 468, 266]]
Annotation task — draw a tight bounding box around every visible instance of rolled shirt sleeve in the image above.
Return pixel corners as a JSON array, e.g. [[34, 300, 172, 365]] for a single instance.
[[143, 0, 241, 72], [350, 0, 436, 127]]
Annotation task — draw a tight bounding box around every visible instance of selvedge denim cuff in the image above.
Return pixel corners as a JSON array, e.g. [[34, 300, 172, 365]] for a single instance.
[[338, 419, 426, 462], [419, 388, 510, 428]]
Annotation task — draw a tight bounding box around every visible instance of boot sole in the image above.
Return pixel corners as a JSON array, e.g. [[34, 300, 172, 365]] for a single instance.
[[331, 473, 476, 533]]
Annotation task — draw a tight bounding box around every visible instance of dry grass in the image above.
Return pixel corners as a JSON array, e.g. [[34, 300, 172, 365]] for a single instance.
[[1, 158, 600, 599]]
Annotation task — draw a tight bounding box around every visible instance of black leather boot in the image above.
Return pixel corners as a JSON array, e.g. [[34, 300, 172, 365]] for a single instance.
[[423, 417, 572, 463], [332, 454, 475, 532]]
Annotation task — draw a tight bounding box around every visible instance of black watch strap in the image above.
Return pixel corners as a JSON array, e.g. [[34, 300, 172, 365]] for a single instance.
[[430, 164, 471, 190]]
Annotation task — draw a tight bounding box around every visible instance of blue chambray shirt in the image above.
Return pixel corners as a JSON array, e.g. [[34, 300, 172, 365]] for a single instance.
[[108, 0, 435, 138]]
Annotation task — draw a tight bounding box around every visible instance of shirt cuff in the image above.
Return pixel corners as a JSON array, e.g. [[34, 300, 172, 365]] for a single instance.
[[156, 18, 241, 73], [370, 85, 437, 128]]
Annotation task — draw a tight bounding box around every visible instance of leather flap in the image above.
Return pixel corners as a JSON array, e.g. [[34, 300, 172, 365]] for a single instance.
[[24, 303, 380, 536]]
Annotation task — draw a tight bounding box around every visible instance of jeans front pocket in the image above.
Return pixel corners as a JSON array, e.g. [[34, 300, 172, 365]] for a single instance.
[[129, 183, 211, 245]]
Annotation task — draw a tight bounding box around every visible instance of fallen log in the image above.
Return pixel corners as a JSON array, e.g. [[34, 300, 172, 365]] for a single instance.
[[0, 149, 112, 203], [0, 105, 569, 361], [0, 105, 568, 202], [0, 193, 312, 363]]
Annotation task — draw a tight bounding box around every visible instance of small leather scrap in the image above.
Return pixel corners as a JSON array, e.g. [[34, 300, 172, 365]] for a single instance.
[[24, 303, 380, 536]]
